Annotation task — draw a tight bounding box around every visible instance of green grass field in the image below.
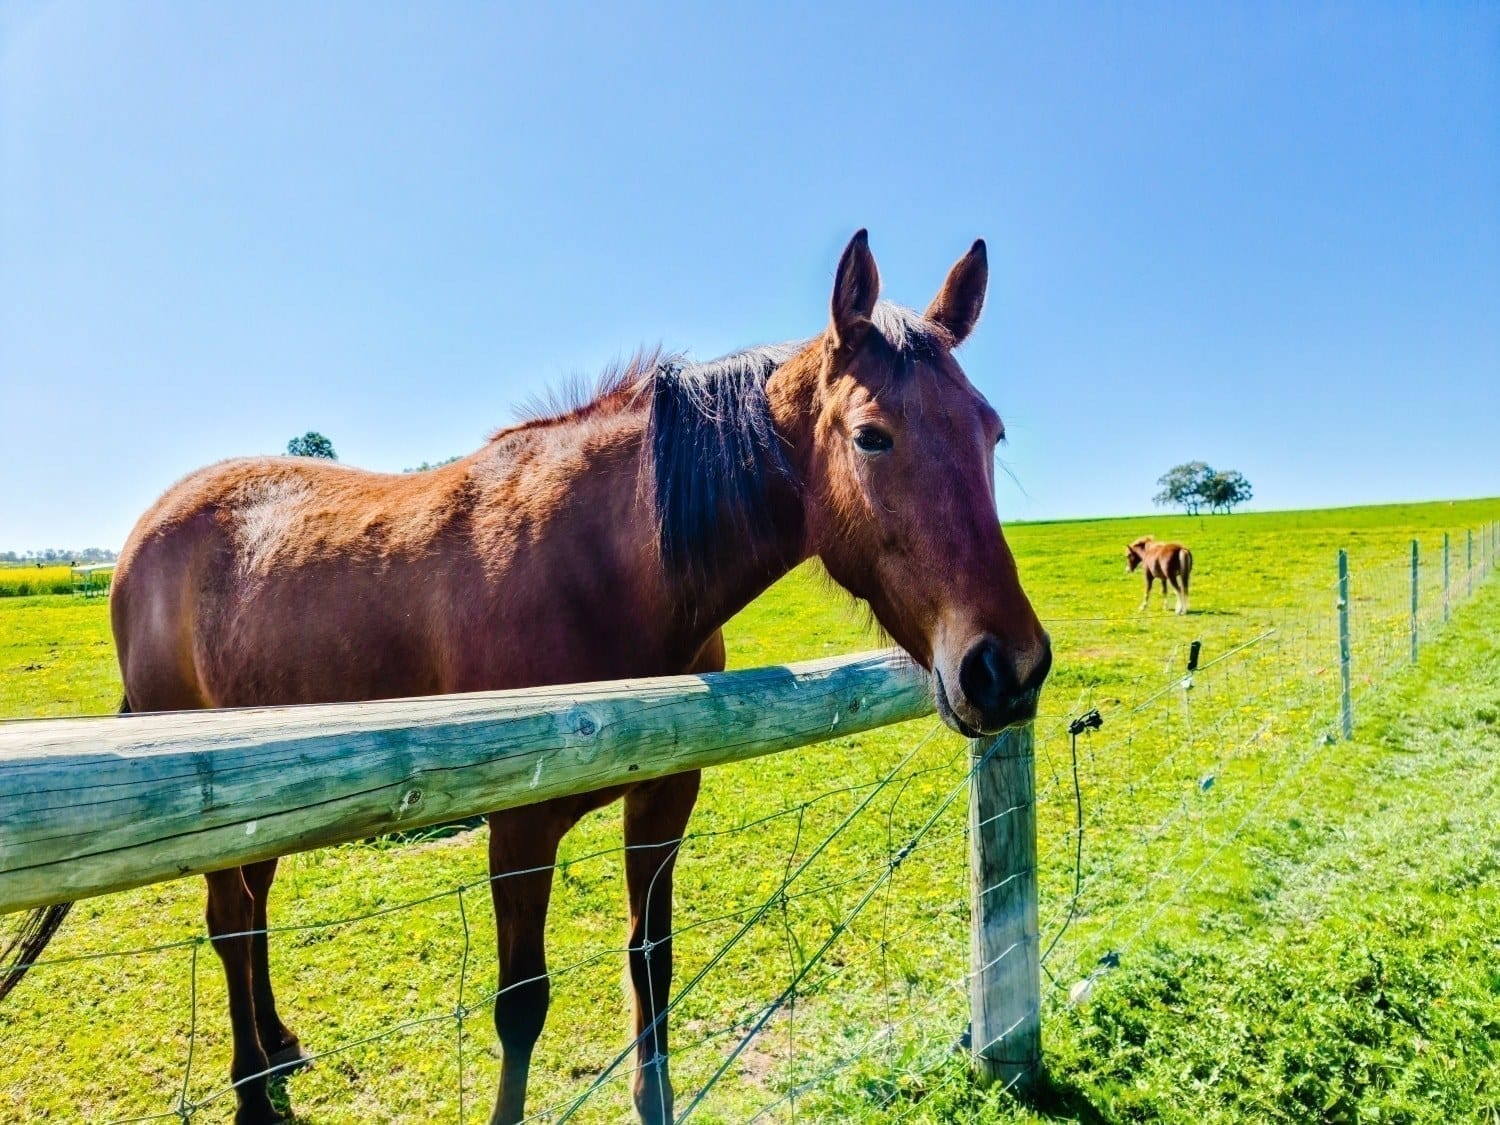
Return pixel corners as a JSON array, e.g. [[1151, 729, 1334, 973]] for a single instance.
[[1, 498, 1498, 1123]]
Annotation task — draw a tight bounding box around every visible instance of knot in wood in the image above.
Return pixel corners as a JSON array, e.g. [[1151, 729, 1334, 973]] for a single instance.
[[566, 706, 599, 738]]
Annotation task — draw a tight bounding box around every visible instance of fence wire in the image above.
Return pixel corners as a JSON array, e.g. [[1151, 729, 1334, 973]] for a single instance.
[[0, 523, 1495, 1123]]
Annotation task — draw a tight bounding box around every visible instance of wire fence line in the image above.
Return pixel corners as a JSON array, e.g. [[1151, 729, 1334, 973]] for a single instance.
[[1034, 525, 1498, 1007], [0, 523, 1496, 1123]]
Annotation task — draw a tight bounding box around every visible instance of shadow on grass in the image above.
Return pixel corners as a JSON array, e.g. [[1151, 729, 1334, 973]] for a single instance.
[[871, 1054, 1115, 1124], [1025, 1068, 1112, 1123]]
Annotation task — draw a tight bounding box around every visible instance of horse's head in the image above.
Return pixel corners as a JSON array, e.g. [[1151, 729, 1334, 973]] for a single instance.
[[1126, 537, 1152, 572], [778, 231, 1050, 736]]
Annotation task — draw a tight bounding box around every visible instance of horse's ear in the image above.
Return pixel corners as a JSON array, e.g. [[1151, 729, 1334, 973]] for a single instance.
[[830, 229, 880, 351], [925, 238, 988, 345]]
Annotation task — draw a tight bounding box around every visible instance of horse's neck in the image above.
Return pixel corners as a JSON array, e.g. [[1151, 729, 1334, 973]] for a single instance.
[[468, 407, 807, 674], [638, 354, 819, 654], [667, 516, 806, 648], [644, 449, 809, 655]]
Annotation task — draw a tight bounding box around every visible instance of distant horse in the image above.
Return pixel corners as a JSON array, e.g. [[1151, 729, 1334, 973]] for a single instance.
[[5, 231, 1050, 1125], [1127, 536, 1193, 614]]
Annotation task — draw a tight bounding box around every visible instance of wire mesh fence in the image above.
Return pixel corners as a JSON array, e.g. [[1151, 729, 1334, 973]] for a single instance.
[[0, 523, 1495, 1123], [1035, 525, 1498, 1014]]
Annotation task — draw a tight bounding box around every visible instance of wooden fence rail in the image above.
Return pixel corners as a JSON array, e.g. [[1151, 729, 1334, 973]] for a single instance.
[[0, 651, 934, 915]]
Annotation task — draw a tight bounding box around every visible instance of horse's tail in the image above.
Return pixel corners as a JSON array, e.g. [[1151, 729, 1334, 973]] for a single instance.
[[1179, 547, 1193, 591], [0, 695, 130, 1004], [0, 903, 73, 1005]]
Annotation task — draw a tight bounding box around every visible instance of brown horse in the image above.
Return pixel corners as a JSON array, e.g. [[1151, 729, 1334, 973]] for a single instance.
[[11, 231, 1050, 1125], [1127, 535, 1193, 614]]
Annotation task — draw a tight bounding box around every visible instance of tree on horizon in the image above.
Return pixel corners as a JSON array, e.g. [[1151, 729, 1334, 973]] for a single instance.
[[286, 432, 337, 460], [1154, 462, 1252, 514]]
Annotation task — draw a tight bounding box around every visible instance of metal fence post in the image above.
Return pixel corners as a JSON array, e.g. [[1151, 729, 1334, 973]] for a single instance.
[[1338, 549, 1352, 739], [970, 724, 1040, 1095], [1468, 529, 1474, 598], [1409, 539, 1419, 664], [1443, 532, 1450, 622]]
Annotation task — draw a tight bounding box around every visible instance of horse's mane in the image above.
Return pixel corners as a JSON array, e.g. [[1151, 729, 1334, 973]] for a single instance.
[[646, 304, 946, 591], [504, 349, 667, 431], [646, 342, 805, 590], [499, 302, 946, 592]]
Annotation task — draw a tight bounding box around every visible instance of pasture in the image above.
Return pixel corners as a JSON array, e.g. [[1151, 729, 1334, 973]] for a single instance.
[[2, 497, 1498, 1123]]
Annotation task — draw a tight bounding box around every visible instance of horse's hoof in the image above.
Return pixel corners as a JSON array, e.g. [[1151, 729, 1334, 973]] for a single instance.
[[267, 1038, 313, 1075]]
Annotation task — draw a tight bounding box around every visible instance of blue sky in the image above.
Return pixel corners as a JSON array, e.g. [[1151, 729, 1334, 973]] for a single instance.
[[2, 2, 1497, 550]]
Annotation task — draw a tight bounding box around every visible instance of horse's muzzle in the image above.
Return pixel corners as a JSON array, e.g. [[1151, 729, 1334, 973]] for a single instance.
[[936, 634, 1051, 736]]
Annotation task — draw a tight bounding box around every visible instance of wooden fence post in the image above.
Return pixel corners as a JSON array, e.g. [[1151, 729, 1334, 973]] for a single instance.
[[1338, 549, 1352, 739], [1409, 539, 1419, 665], [970, 724, 1040, 1095], [1443, 532, 1450, 622]]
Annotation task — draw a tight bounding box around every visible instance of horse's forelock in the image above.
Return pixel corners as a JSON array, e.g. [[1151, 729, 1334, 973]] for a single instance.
[[868, 302, 952, 363]]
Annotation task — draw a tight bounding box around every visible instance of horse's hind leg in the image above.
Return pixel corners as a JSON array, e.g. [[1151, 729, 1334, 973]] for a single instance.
[[487, 806, 569, 1125], [623, 771, 702, 1125], [205, 868, 281, 1125], [240, 859, 309, 1073]]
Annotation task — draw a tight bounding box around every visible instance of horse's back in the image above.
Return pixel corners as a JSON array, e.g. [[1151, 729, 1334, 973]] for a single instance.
[[1148, 541, 1190, 582], [113, 457, 470, 710]]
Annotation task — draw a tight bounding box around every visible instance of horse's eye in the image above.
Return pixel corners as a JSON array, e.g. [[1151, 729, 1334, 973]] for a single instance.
[[852, 426, 893, 455]]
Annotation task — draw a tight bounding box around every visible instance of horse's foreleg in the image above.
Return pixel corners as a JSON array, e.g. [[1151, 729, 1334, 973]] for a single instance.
[[487, 808, 567, 1125], [205, 868, 281, 1125], [1139, 573, 1153, 611], [623, 772, 701, 1125], [240, 859, 309, 1074]]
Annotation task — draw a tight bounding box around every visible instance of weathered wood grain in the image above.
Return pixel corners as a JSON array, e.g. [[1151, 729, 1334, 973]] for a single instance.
[[968, 724, 1040, 1093], [0, 651, 933, 915]]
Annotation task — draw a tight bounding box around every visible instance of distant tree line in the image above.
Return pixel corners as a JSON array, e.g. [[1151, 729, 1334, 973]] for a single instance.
[[405, 455, 463, 472], [284, 431, 462, 473], [0, 547, 118, 565], [1154, 462, 1253, 515]]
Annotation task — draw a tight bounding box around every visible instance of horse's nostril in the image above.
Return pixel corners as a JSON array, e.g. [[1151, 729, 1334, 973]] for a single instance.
[[958, 639, 1016, 716]]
